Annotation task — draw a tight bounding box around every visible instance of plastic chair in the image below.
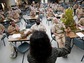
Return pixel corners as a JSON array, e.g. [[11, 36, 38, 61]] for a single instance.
[[11, 42, 30, 63], [73, 37, 84, 62]]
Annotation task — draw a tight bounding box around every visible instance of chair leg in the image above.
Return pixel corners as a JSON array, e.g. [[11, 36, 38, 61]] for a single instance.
[[3, 39, 6, 46], [81, 55, 84, 62], [22, 54, 25, 63]]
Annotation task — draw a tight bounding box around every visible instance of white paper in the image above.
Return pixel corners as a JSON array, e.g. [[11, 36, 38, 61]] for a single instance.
[[12, 34, 21, 38], [79, 27, 84, 30], [76, 32, 84, 38]]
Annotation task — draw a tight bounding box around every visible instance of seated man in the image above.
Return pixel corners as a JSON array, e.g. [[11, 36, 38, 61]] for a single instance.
[[46, 8, 55, 20], [78, 18, 84, 27], [7, 21, 20, 58], [51, 18, 66, 48], [7, 8, 20, 23], [7, 21, 20, 35], [76, 5, 83, 20], [21, 18, 46, 38], [30, 10, 36, 19]]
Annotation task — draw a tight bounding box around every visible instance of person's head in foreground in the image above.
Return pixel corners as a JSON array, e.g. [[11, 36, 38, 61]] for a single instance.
[[30, 31, 52, 63], [28, 31, 71, 63]]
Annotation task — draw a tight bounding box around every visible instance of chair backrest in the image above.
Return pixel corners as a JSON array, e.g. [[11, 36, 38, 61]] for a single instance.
[[17, 42, 30, 54], [73, 37, 84, 50]]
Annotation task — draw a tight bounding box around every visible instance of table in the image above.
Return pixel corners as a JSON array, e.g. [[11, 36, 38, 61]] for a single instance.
[[23, 15, 38, 20], [8, 29, 30, 42], [8, 31, 30, 58], [8, 36, 29, 42]]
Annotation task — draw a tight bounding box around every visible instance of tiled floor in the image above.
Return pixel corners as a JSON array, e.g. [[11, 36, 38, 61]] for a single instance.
[[0, 16, 84, 63]]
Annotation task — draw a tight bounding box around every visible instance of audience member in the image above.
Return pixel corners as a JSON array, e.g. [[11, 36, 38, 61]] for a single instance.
[[21, 18, 46, 38], [51, 18, 66, 48], [7, 21, 19, 35], [76, 5, 83, 20], [78, 18, 84, 27], [30, 10, 36, 19], [7, 8, 20, 22]]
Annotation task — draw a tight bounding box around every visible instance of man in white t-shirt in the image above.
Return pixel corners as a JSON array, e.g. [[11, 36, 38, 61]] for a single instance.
[[21, 18, 46, 38]]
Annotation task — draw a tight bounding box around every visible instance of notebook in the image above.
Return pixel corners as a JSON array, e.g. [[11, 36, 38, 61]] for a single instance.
[[79, 27, 84, 31], [76, 32, 84, 38]]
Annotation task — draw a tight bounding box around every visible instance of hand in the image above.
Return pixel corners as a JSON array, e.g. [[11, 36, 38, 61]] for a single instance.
[[15, 26, 19, 31], [54, 33, 58, 36]]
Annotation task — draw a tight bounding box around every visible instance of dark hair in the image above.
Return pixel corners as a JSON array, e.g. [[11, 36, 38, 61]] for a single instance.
[[36, 18, 41, 25], [30, 31, 52, 63]]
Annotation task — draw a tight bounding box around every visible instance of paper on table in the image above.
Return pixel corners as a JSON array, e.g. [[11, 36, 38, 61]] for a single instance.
[[79, 27, 84, 30], [12, 34, 21, 38], [76, 32, 84, 38]]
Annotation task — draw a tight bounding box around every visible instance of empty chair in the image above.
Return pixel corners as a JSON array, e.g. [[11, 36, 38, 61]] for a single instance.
[[11, 42, 30, 63]]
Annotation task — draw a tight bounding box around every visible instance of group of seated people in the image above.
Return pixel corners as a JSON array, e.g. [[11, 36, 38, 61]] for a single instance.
[[7, 7, 21, 23], [0, 6, 21, 23], [0, 1, 84, 63]]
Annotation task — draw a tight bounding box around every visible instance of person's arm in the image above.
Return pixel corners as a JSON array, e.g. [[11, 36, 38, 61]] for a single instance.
[[55, 38, 71, 57], [15, 25, 20, 32], [21, 31, 32, 39]]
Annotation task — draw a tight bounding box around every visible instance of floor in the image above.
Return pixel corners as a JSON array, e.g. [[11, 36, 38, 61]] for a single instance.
[[0, 15, 84, 63]]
